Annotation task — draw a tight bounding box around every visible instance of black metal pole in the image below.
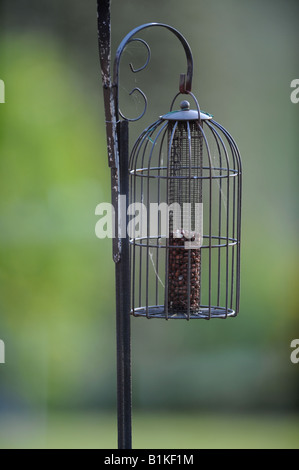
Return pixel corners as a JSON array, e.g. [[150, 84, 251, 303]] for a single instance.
[[97, 0, 132, 449], [116, 121, 132, 449]]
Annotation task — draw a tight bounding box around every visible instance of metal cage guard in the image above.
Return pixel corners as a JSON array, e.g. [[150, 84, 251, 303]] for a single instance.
[[96, 0, 241, 449]]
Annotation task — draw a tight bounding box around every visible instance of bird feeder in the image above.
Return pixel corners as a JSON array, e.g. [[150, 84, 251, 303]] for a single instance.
[[130, 98, 241, 320], [97, 0, 242, 449]]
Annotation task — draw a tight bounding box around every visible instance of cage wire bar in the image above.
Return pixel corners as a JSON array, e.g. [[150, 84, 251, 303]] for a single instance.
[[97, 0, 242, 449]]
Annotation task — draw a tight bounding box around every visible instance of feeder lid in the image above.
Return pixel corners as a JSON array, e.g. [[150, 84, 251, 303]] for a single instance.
[[161, 100, 213, 121]]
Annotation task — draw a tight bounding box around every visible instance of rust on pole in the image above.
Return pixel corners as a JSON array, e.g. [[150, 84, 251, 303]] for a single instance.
[[97, 0, 121, 262], [97, 0, 132, 450]]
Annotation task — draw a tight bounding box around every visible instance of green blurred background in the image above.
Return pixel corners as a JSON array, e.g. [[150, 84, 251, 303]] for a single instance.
[[0, 0, 298, 448]]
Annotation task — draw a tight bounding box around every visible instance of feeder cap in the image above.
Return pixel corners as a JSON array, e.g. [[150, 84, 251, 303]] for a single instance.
[[161, 100, 213, 121]]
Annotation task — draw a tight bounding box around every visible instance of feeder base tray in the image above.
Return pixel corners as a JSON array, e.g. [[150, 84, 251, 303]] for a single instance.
[[131, 305, 236, 320]]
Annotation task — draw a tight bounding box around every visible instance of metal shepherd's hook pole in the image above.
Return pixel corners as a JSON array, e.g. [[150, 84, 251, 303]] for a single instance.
[[96, 0, 196, 450], [97, 0, 132, 449]]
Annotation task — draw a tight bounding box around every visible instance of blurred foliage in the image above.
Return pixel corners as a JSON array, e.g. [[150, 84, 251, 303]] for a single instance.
[[0, 0, 298, 449], [0, 33, 116, 408]]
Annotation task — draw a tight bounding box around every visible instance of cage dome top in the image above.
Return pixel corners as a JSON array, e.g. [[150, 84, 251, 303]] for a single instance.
[[161, 100, 213, 122]]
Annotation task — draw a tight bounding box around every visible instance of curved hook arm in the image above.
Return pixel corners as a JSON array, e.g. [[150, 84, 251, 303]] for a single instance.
[[128, 38, 151, 73], [118, 87, 148, 122], [113, 22, 194, 121]]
